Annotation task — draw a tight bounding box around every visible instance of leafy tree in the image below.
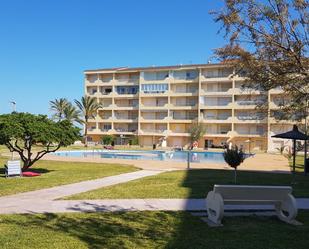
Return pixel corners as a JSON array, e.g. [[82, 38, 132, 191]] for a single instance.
[[101, 135, 115, 145], [50, 98, 70, 121], [0, 113, 80, 170], [186, 123, 205, 169], [188, 123, 206, 150], [74, 96, 101, 147], [130, 136, 139, 146], [223, 146, 246, 183], [63, 102, 82, 124], [212, 0, 309, 118]]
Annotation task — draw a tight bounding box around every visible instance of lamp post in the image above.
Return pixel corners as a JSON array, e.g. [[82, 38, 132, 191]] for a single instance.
[[304, 98, 308, 175], [9, 101, 16, 160], [120, 134, 123, 146], [10, 101, 16, 112]]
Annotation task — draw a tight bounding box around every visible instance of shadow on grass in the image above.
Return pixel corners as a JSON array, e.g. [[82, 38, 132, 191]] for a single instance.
[[0, 211, 209, 249], [25, 168, 52, 174], [0, 167, 53, 178], [163, 168, 309, 249]]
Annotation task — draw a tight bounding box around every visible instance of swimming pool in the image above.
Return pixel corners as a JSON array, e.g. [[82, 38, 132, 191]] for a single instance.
[[54, 150, 227, 164]]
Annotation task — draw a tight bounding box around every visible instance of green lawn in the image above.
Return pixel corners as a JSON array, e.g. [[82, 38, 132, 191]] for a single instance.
[[0, 157, 138, 197], [67, 167, 309, 200], [0, 211, 309, 249], [293, 155, 306, 173]]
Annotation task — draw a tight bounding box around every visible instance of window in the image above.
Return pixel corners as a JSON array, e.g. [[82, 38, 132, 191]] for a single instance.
[[103, 124, 111, 130], [186, 70, 198, 79], [116, 86, 139, 94], [141, 84, 168, 93]]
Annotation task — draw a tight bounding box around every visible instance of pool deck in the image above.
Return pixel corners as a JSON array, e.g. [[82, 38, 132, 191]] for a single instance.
[[44, 152, 290, 173]]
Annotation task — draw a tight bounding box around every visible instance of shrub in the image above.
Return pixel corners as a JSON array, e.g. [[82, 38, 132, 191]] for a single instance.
[[101, 135, 115, 145], [130, 136, 139, 146], [223, 146, 245, 184]]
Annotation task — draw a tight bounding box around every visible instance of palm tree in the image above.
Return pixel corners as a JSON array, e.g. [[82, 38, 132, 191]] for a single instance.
[[50, 98, 69, 121], [63, 103, 82, 124], [74, 96, 101, 146]]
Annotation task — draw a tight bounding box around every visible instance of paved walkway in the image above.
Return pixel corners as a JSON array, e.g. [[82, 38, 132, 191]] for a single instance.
[[0, 169, 166, 214], [1, 168, 308, 215], [1, 198, 309, 214]]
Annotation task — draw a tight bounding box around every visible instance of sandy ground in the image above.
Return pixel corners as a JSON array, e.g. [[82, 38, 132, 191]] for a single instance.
[[43, 152, 290, 173]]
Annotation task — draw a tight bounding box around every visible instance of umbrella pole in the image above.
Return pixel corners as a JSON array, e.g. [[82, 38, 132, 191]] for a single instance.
[[305, 140, 307, 176], [293, 139, 296, 175], [305, 98, 308, 176]]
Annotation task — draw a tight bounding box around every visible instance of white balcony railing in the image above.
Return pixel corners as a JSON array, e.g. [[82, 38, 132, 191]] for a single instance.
[[204, 115, 231, 120]]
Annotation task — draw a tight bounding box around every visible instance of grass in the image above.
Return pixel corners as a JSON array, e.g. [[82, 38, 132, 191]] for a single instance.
[[0, 157, 138, 197], [0, 211, 309, 249], [66, 167, 309, 200], [292, 155, 306, 173]]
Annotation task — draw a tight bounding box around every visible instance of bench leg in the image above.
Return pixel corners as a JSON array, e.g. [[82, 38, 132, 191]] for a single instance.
[[206, 191, 224, 225], [275, 194, 300, 225]]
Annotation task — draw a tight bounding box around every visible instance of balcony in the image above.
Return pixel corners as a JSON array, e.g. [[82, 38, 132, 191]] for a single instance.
[[139, 129, 169, 135], [201, 88, 233, 95], [141, 71, 170, 83], [207, 130, 230, 135], [114, 86, 139, 96], [234, 100, 265, 109], [86, 91, 98, 96], [139, 116, 169, 122], [269, 117, 296, 124], [114, 102, 139, 110], [99, 103, 113, 109], [97, 87, 113, 96], [97, 79, 113, 85], [114, 115, 138, 122], [235, 116, 267, 123], [140, 83, 169, 96], [98, 115, 113, 121], [234, 87, 261, 95], [234, 124, 267, 136], [85, 75, 98, 85], [170, 89, 198, 96], [99, 128, 113, 133], [172, 70, 198, 83], [170, 115, 198, 123], [200, 102, 233, 109], [114, 127, 138, 134], [140, 103, 168, 110], [201, 69, 233, 82], [235, 130, 266, 136], [114, 78, 139, 85], [170, 103, 198, 110], [204, 130, 232, 137], [202, 115, 233, 123]]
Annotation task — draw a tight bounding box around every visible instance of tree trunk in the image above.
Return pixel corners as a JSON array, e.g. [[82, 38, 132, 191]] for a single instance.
[[22, 159, 33, 171], [234, 168, 237, 184], [84, 118, 88, 147]]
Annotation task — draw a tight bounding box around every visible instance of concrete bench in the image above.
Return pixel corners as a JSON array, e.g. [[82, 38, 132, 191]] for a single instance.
[[206, 185, 299, 225], [5, 160, 22, 178]]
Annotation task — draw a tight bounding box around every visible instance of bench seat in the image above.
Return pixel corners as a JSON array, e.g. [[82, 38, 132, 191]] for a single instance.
[[206, 184, 299, 225]]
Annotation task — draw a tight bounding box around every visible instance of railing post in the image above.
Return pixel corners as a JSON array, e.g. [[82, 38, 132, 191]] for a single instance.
[[187, 150, 190, 169]]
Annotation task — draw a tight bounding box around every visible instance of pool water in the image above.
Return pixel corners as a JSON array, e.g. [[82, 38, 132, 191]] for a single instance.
[[54, 150, 227, 164]]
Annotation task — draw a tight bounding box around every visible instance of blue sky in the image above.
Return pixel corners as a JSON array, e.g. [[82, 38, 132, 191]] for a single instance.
[[0, 0, 226, 115]]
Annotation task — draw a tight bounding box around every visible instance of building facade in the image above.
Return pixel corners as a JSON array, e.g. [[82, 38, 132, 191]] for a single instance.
[[84, 63, 295, 152]]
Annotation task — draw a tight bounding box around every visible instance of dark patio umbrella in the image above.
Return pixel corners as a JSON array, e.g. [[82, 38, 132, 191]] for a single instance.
[[272, 125, 309, 174]]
